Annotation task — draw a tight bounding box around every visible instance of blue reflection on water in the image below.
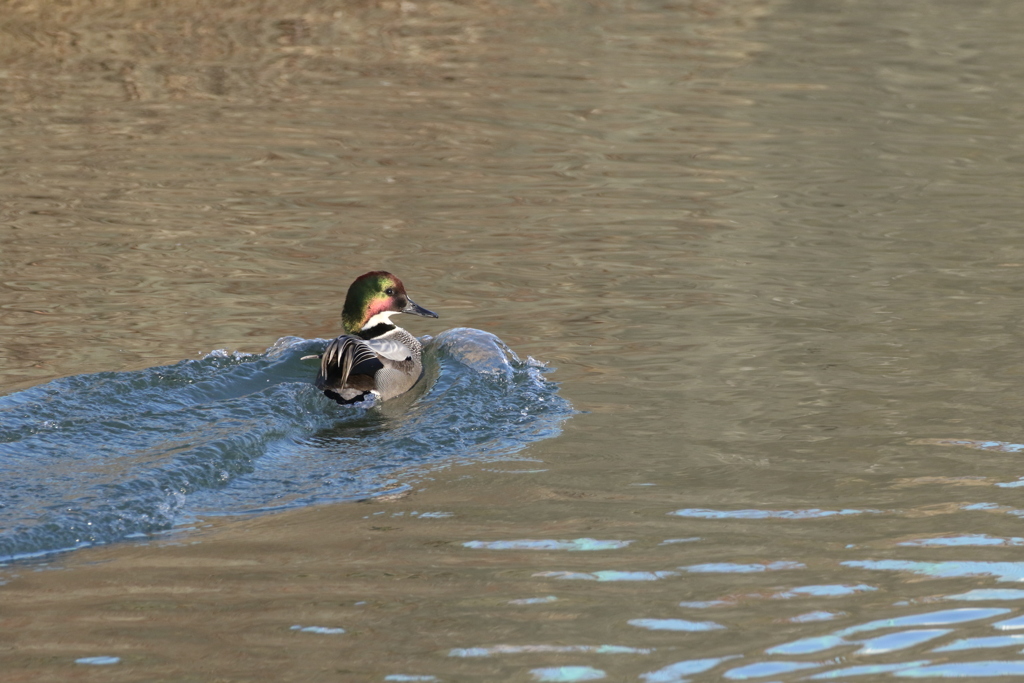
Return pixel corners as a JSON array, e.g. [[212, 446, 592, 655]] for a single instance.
[[895, 661, 1024, 677], [724, 660, 821, 679], [530, 666, 606, 682], [963, 503, 1001, 510], [0, 329, 572, 561], [678, 600, 732, 609], [808, 661, 931, 679], [290, 625, 345, 634], [75, 656, 120, 665], [834, 608, 1010, 637], [628, 618, 725, 632], [856, 629, 952, 654], [678, 584, 873, 611], [639, 656, 737, 683], [933, 635, 1024, 652], [766, 635, 848, 655], [843, 560, 1024, 583], [510, 596, 559, 605], [682, 561, 804, 573], [947, 589, 1024, 601], [914, 439, 1024, 453], [898, 535, 1024, 547], [660, 538, 701, 545], [450, 644, 652, 658], [463, 539, 632, 551], [767, 606, 1013, 660], [774, 584, 875, 598], [789, 611, 844, 623], [669, 508, 881, 519], [991, 614, 1024, 630], [534, 570, 679, 581]]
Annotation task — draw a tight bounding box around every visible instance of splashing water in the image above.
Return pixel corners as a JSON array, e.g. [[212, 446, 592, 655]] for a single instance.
[[0, 328, 572, 561]]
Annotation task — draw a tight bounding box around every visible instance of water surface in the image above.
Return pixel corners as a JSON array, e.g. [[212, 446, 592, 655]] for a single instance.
[[5, 0, 1024, 680]]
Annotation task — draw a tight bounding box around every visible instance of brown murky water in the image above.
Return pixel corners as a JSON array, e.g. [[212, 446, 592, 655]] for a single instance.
[[7, 0, 1024, 680]]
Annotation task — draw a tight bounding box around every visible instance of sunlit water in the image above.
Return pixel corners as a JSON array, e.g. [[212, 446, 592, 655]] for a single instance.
[[0, 328, 570, 559], [6, 0, 1024, 679]]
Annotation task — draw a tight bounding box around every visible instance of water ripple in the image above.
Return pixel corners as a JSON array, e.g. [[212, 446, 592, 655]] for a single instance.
[[834, 608, 1011, 637], [449, 644, 652, 658], [639, 657, 738, 683], [894, 661, 1024, 677], [628, 618, 725, 632], [724, 660, 822, 679], [947, 589, 1024, 601], [898, 534, 1024, 547], [530, 667, 606, 682], [0, 328, 572, 561], [75, 656, 120, 666], [932, 635, 1024, 652], [290, 625, 345, 635], [463, 539, 632, 551], [534, 570, 679, 582], [669, 508, 881, 520], [682, 561, 805, 573], [808, 661, 931, 679], [855, 629, 952, 655], [844, 560, 1024, 583]]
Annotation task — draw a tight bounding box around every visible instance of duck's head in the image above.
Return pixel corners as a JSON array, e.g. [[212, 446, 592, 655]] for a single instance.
[[341, 271, 438, 335]]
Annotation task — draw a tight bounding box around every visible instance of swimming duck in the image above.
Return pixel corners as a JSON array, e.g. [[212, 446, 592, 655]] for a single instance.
[[313, 271, 438, 405]]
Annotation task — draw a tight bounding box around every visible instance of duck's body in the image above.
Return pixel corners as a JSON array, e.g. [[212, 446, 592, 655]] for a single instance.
[[316, 325, 425, 403], [314, 271, 437, 405]]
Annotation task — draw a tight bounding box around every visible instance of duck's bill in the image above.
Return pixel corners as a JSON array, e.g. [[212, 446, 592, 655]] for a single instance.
[[403, 297, 439, 318]]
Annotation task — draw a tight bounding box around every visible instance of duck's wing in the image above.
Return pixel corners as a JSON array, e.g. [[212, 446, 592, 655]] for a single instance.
[[364, 336, 414, 362], [315, 335, 384, 391]]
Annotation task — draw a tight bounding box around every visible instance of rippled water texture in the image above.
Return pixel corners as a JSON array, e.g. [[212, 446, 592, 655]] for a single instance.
[[0, 329, 569, 559], [7, 0, 1024, 680]]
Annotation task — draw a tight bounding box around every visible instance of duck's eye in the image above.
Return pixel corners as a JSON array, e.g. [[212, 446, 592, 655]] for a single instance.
[[385, 287, 396, 297]]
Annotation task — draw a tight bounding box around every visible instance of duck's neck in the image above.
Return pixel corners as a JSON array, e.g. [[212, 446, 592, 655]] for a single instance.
[[346, 309, 400, 338], [358, 323, 396, 340]]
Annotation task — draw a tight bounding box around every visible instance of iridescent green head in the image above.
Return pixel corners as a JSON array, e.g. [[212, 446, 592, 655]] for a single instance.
[[341, 271, 438, 335]]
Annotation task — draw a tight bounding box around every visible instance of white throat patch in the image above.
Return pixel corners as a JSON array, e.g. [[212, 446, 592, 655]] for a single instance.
[[361, 310, 400, 330]]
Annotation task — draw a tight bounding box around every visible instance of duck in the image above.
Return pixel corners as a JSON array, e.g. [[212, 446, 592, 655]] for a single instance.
[[312, 271, 438, 405]]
